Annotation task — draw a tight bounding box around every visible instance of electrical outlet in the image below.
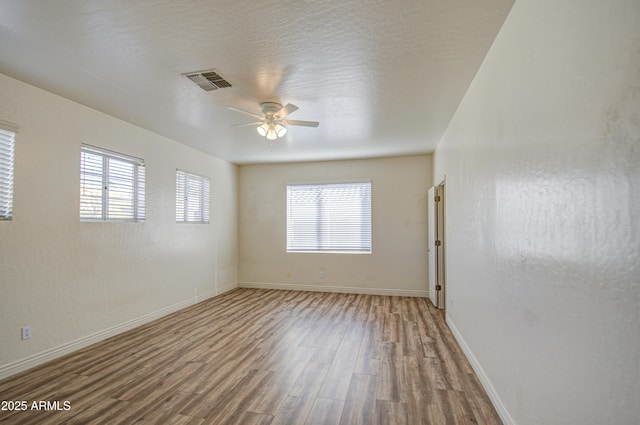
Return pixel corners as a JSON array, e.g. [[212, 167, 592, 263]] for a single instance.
[[319, 271, 324, 279], [21, 326, 31, 340]]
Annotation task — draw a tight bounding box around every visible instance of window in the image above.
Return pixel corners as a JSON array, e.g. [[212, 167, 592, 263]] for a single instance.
[[176, 169, 210, 223], [80, 144, 145, 222], [287, 181, 372, 253], [0, 122, 17, 221]]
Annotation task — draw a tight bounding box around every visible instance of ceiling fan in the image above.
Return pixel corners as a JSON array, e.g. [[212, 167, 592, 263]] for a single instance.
[[229, 102, 319, 141]]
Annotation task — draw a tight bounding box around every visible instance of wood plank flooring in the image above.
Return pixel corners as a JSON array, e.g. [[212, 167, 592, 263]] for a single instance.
[[0, 288, 502, 424]]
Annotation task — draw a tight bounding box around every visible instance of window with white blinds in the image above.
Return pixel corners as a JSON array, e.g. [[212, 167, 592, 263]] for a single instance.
[[0, 124, 16, 221], [80, 144, 145, 222], [176, 169, 210, 223], [287, 181, 372, 253]]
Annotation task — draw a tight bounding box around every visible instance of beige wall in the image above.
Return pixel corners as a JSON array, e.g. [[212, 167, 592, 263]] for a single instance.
[[434, 0, 640, 424], [238, 155, 432, 296], [0, 73, 238, 378]]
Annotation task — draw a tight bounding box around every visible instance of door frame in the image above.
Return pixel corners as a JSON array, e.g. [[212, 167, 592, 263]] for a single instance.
[[427, 186, 437, 306], [427, 179, 446, 309], [435, 180, 446, 309]]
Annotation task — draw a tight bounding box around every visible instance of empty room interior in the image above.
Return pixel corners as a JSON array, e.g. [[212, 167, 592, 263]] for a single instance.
[[0, 0, 638, 424]]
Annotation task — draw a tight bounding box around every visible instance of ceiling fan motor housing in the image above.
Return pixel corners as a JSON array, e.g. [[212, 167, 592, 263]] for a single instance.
[[261, 102, 284, 119]]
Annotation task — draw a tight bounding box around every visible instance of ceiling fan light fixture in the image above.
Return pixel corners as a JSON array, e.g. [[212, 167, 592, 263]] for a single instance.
[[275, 124, 287, 137], [257, 123, 269, 137], [230, 102, 319, 143], [266, 126, 278, 141]]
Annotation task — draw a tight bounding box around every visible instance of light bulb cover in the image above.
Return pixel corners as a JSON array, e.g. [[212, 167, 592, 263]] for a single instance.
[[257, 123, 269, 137], [266, 126, 277, 141], [275, 124, 287, 137]]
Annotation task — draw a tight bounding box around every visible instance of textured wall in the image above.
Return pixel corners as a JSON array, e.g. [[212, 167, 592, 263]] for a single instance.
[[434, 0, 640, 424], [0, 74, 238, 376], [238, 155, 432, 295]]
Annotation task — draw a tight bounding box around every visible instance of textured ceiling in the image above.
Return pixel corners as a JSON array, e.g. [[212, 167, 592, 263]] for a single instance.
[[0, 0, 513, 164]]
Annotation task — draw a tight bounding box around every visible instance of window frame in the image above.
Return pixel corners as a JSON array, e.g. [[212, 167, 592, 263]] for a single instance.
[[79, 144, 146, 222], [0, 120, 18, 221], [286, 181, 372, 254], [175, 169, 211, 224]]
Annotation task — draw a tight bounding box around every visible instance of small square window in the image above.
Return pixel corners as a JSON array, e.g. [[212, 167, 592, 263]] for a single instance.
[[80, 144, 145, 222]]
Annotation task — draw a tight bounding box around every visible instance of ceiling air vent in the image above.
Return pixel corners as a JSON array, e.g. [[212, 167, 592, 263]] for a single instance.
[[184, 69, 232, 91]]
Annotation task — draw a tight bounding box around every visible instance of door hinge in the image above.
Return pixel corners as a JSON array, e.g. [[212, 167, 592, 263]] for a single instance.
[[434, 195, 441, 202], [436, 285, 442, 291], [435, 240, 442, 246]]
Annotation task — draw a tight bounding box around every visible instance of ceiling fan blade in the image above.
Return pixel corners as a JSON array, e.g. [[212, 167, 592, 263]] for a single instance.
[[228, 106, 263, 119], [275, 103, 299, 119], [282, 119, 320, 127], [230, 121, 263, 127]]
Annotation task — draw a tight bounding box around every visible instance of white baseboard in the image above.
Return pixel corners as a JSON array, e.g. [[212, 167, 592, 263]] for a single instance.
[[239, 281, 428, 297], [446, 314, 516, 425], [0, 288, 226, 380], [216, 282, 238, 296]]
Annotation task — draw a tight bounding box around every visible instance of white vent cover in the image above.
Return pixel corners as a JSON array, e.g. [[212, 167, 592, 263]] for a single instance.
[[184, 69, 232, 91]]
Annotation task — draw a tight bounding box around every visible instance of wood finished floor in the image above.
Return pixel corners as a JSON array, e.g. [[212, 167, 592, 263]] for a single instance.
[[0, 289, 502, 425]]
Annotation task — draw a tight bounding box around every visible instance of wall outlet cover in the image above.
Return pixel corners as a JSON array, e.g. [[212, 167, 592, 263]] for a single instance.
[[21, 326, 32, 340]]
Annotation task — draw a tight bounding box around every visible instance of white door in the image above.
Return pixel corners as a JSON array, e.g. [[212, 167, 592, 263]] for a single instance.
[[427, 186, 437, 307], [435, 183, 445, 309]]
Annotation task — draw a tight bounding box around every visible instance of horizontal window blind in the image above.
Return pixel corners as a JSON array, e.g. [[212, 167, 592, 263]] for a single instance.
[[176, 169, 210, 223], [0, 126, 16, 220], [80, 144, 145, 222], [287, 181, 371, 253]]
